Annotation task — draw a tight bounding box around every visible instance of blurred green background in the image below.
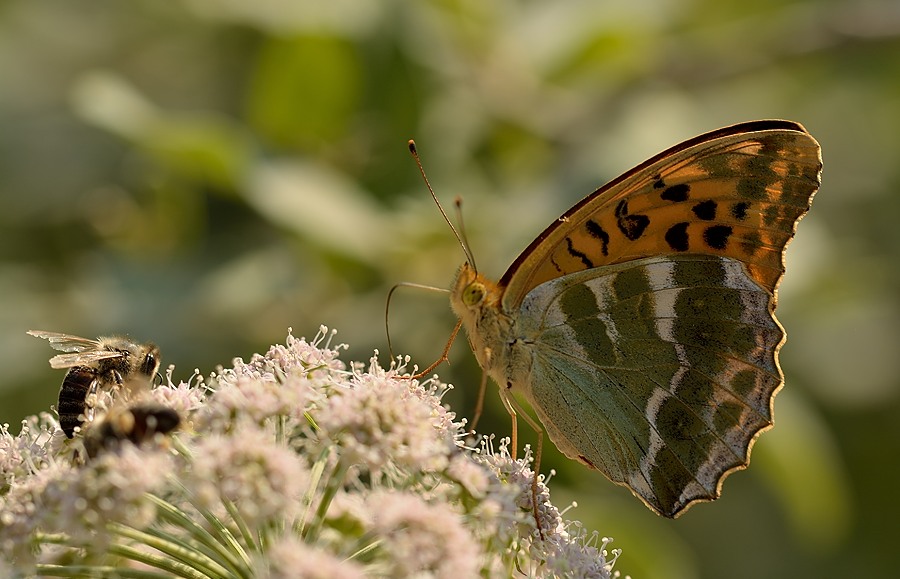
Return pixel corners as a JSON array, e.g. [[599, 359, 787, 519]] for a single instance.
[[2, 0, 898, 577]]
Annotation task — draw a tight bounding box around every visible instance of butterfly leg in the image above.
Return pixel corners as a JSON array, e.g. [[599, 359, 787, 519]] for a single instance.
[[499, 390, 518, 460], [500, 389, 547, 540], [410, 319, 463, 380]]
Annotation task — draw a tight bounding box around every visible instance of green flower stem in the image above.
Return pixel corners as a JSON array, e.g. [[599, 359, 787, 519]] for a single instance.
[[274, 414, 286, 444], [303, 410, 320, 432], [147, 494, 249, 576], [304, 454, 350, 543], [170, 478, 253, 573], [37, 529, 227, 579], [142, 526, 246, 578], [35, 532, 70, 545], [346, 533, 382, 564], [171, 435, 193, 459], [34, 565, 174, 578], [222, 496, 257, 551], [255, 519, 282, 554], [108, 522, 229, 579], [107, 541, 217, 579], [295, 445, 330, 536]]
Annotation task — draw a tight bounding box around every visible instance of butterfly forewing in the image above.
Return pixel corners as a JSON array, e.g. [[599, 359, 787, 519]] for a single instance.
[[499, 121, 821, 311], [514, 255, 784, 517]]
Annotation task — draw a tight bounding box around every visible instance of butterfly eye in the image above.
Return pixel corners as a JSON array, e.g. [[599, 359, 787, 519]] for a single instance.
[[462, 282, 485, 307]]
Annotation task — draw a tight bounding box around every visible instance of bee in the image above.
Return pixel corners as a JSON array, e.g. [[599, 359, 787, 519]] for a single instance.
[[27, 331, 161, 438], [83, 402, 180, 458]]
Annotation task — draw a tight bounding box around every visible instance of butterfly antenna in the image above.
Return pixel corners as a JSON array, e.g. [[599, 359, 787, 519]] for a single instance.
[[408, 141, 477, 273], [385, 281, 461, 379], [452, 197, 477, 273], [385, 281, 450, 360]]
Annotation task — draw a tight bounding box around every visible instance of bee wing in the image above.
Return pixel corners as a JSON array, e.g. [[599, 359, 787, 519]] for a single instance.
[[47, 350, 125, 369], [27, 330, 103, 353]]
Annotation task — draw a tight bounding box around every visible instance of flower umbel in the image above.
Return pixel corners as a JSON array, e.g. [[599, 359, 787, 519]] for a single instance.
[[1, 327, 624, 577]]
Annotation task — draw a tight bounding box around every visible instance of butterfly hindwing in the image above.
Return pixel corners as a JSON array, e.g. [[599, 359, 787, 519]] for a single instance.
[[514, 255, 783, 516]]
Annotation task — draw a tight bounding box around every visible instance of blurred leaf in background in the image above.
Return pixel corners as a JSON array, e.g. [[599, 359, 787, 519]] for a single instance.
[[1, 0, 898, 577]]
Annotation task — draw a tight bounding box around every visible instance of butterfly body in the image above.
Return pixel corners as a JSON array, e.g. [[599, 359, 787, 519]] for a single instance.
[[450, 120, 821, 518]]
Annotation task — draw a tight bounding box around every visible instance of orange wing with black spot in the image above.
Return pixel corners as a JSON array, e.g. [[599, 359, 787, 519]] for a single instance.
[[498, 120, 822, 311]]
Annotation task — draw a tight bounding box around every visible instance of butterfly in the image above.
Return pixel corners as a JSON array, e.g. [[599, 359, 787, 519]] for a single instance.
[[442, 120, 821, 522]]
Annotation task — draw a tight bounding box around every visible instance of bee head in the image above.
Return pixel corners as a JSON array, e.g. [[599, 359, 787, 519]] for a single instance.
[[139, 344, 161, 377]]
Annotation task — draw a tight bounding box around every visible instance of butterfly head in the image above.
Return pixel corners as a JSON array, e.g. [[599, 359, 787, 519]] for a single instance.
[[450, 263, 507, 371], [450, 262, 492, 309]]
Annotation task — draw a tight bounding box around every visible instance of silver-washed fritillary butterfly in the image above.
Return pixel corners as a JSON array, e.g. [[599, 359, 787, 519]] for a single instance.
[[446, 120, 821, 519]]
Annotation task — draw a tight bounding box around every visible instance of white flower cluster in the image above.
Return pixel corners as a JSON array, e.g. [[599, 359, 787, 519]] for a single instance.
[[0, 327, 623, 578]]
